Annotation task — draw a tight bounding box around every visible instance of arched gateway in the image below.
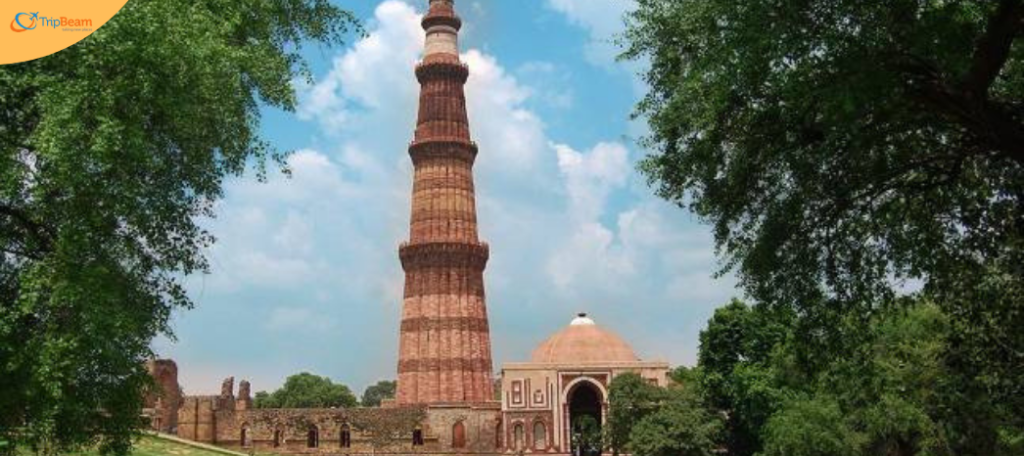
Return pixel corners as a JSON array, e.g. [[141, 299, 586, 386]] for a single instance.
[[500, 313, 670, 454]]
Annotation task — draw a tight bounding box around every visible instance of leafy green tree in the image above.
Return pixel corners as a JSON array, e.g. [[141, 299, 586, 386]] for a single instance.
[[696, 299, 792, 456], [668, 365, 698, 386], [629, 388, 721, 456], [361, 380, 396, 407], [759, 396, 865, 456], [625, 1, 1024, 451], [0, 2, 358, 453], [571, 415, 603, 456], [254, 373, 357, 409], [606, 373, 663, 455], [830, 302, 949, 456]]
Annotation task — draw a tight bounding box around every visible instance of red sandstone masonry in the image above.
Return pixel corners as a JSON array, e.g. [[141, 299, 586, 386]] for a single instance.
[[396, 0, 494, 405]]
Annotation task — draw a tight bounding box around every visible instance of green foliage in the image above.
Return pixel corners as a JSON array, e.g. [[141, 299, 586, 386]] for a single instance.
[[668, 365, 698, 386], [692, 297, 1024, 456], [606, 373, 662, 455], [0, 1, 358, 454], [626, 0, 1019, 426], [628, 388, 721, 456], [606, 371, 722, 456], [360, 380, 396, 408], [253, 373, 357, 409], [16, 435, 242, 456], [571, 415, 602, 456], [759, 396, 864, 456], [625, 0, 1024, 453], [696, 299, 792, 456]]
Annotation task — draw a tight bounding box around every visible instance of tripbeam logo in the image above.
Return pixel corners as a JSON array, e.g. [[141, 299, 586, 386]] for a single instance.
[[2, 0, 127, 64], [10, 12, 37, 32], [10, 12, 92, 32]]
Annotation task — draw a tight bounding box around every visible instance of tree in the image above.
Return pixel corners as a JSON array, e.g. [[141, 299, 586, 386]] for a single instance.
[[606, 373, 663, 455], [759, 396, 864, 456], [571, 415, 602, 456], [696, 296, 1024, 455], [696, 299, 792, 456], [361, 380, 396, 407], [0, 3, 358, 453], [624, 0, 1024, 444], [628, 388, 721, 456], [254, 373, 358, 409]]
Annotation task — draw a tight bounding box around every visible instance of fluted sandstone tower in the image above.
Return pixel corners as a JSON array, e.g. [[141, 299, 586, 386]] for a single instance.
[[395, 0, 494, 404]]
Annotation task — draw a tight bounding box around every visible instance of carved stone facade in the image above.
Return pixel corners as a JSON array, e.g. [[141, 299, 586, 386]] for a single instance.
[[499, 315, 669, 454], [149, 368, 503, 455], [396, 0, 495, 406]]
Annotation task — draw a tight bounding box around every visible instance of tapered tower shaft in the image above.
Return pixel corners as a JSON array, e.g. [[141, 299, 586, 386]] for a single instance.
[[395, 0, 494, 405]]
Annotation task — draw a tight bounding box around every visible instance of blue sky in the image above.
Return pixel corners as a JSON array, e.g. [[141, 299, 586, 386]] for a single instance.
[[154, 0, 741, 396]]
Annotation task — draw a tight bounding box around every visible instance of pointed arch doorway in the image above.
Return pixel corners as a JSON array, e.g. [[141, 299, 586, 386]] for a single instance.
[[568, 381, 603, 456]]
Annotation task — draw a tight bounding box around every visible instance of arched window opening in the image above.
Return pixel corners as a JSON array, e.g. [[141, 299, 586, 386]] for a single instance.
[[307, 425, 319, 448], [412, 427, 424, 446], [452, 421, 466, 448], [273, 429, 282, 448], [533, 421, 546, 450], [240, 425, 251, 447], [513, 423, 524, 451], [340, 424, 352, 448]]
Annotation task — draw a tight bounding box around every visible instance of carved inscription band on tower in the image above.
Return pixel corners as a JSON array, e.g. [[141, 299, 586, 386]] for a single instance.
[[395, 0, 495, 405]]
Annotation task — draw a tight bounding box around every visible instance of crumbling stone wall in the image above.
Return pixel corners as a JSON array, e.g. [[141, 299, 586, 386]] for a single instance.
[[423, 403, 502, 453], [144, 359, 182, 433], [172, 373, 505, 454]]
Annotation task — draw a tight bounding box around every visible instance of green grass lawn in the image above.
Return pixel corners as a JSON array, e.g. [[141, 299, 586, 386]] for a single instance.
[[16, 436, 249, 456]]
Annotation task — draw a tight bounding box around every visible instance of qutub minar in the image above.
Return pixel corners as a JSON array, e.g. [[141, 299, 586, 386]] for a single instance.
[[396, 0, 494, 405], [143, 1, 670, 454]]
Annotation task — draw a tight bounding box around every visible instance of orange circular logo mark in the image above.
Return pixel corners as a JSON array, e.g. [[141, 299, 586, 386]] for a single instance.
[[10, 12, 35, 32]]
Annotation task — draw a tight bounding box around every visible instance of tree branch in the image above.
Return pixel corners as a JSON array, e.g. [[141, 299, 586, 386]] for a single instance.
[[0, 204, 54, 255], [896, 52, 1024, 166], [961, 0, 1024, 98]]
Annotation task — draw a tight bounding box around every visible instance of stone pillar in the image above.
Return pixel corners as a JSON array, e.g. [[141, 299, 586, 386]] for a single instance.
[[236, 380, 252, 411]]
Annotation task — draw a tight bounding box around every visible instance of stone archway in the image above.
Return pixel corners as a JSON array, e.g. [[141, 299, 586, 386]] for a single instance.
[[568, 381, 603, 456], [452, 421, 466, 448]]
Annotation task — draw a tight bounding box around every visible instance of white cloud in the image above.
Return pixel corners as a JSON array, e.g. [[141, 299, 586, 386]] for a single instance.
[[546, 0, 634, 66], [273, 212, 314, 255], [164, 0, 739, 395], [464, 50, 550, 171], [297, 0, 422, 131], [555, 141, 630, 222]]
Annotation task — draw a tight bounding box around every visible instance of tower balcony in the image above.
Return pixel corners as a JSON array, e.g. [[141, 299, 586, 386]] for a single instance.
[[415, 58, 470, 83], [422, 12, 461, 31], [408, 139, 478, 165], [399, 240, 489, 271]]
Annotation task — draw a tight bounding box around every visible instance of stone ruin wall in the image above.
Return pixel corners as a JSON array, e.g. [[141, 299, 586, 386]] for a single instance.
[[165, 368, 506, 455], [143, 359, 182, 434]]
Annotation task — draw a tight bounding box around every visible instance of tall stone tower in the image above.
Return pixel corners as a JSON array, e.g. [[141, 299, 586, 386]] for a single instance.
[[395, 0, 494, 405]]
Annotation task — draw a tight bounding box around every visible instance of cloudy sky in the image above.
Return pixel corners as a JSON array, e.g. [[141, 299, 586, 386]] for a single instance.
[[155, 0, 741, 396]]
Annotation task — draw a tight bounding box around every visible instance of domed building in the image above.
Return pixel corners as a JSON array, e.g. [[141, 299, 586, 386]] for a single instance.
[[148, 2, 674, 455], [499, 313, 669, 454]]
